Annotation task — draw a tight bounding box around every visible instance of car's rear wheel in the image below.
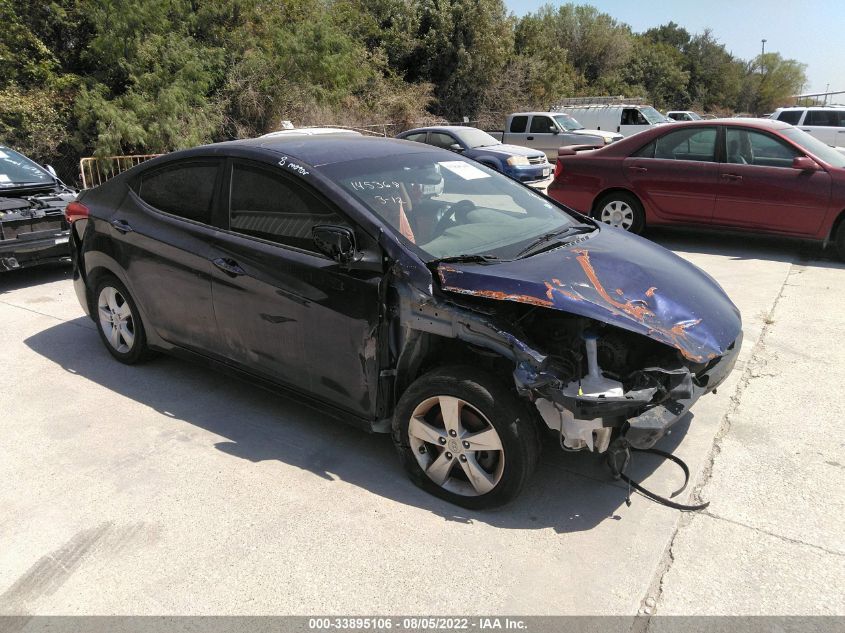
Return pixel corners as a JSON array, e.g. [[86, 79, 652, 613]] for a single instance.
[[392, 366, 539, 509], [594, 192, 645, 233], [94, 275, 153, 364]]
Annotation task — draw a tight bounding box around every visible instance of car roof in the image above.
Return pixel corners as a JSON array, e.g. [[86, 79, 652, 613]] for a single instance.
[[401, 125, 488, 134], [186, 135, 445, 167], [773, 105, 844, 110]]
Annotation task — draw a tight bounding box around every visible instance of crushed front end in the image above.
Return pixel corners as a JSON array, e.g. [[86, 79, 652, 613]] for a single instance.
[[0, 189, 75, 271]]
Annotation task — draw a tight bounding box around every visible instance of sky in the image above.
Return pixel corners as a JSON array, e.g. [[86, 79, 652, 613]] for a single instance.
[[504, 0, 844, 96]]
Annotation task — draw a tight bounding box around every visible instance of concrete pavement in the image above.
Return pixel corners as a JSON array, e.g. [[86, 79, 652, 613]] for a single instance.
[[0, 231, 842, 617]]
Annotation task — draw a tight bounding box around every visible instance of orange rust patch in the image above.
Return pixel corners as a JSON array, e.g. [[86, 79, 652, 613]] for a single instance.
[[545, 279, 582, 301], [573, 249, 654, 321], [443, 286, 553, 308], [615, 288, 624, 296], [645, 286, 657, 297]]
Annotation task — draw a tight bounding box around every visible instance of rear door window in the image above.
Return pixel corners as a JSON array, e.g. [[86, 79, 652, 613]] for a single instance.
[[775, 110, 803, 125], [138, 160, 220, 224], [805, 110, 841, 126], [652, 128, 717, 161], [228, 162, 344, 253], [509, 116, 528, 133], [403, 132, 428, 143]]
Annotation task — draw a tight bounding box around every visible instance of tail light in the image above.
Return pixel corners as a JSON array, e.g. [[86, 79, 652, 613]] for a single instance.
[[64, 201, 89, 224], [553, 159, 563, 180]]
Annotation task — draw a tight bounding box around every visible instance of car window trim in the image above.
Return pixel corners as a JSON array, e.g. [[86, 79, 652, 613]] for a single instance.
[[133, 157, 223, 228]]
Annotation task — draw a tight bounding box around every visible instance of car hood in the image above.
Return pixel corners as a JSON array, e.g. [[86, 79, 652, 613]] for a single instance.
[[574, 129, 621, 140], [436, 227, 742, 362], [478, 144, 546, 159]]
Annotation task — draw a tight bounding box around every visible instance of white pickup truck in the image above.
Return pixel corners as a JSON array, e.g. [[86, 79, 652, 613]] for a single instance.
[[488, 112, 622, 160]]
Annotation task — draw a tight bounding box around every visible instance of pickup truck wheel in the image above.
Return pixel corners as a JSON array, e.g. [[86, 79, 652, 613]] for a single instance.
[[594, 192, 645, 234], [93, 275, 154, 364], [392, 366, 539, 509]]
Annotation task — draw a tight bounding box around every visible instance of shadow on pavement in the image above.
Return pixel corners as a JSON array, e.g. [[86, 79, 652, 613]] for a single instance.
[[0, 263, 72, 294], [646, 227, 843, 268], [25, 317, 691, 534]]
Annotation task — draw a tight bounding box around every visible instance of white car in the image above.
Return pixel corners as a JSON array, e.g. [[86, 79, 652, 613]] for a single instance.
[[770, 106, 845, 147], [666, 110, 702, 121], [261, 127, 363, 138]]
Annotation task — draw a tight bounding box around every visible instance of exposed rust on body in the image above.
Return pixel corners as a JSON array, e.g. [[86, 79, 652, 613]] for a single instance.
[[573, 249, 654, 321], [645, 286, 657, 297], [441, 285, 554, 308]]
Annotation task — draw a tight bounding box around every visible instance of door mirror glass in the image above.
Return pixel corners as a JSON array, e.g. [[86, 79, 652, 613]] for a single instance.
[[792, 156, 819, 171], [449, 143, 464, 152], [312, 225, 356, 263]]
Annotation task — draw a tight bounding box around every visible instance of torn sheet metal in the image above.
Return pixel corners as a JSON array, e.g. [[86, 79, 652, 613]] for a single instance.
[[437, 227, 741, 362]]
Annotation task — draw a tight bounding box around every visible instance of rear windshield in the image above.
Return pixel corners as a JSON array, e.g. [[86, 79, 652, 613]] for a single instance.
[[782, 128, 845, 168], [0, 147, 55, 188]]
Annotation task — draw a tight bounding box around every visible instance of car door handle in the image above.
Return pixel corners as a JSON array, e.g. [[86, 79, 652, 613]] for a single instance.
[[526, 136, 534, 140], [721, 173, 743, 181], [212, 257, 246, 277], [627, 165, 648, 173], [801, 129, 812, 132], [109, 218, 134, 234]]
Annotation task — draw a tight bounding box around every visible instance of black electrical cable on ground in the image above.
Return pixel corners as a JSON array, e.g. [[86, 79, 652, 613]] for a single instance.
[[613, 446, 710, 512]]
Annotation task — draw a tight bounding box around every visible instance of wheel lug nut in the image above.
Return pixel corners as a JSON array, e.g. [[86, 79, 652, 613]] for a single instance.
[[418, 446, 426, 453], [445, 452, 453, 459], [462, 441, 470, 449], [438, 437, 447, 445], [459, 455, 467, 462], [449, 430, 457, 437]]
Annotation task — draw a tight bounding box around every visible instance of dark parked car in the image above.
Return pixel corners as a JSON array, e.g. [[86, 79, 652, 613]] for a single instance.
[[0, 145, 76, 271], [396, 126, 551, 185], [547, 119, 845, 259], [67, 134, 741, 508]]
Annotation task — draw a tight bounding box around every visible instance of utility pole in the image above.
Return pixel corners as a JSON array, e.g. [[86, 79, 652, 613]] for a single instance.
[[761, 39, 766, 56]]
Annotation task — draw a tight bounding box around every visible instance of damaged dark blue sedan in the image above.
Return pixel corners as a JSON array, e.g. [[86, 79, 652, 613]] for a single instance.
[[66, 134, 742, 509]]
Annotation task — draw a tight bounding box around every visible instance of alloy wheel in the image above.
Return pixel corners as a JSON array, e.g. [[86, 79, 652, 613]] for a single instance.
[[97, 286, 135, 354], [408, 395, 505, 497]]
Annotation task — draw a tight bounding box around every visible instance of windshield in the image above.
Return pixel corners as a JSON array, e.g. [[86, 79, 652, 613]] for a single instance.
[[640, 107, 669, 125], [553, 114, 584, 131], [0, 147, 55, 188], [688, 112, 702, 120], [454, 128, 500, 149], [322, 153, 580, 261], [782, 128, 845, 168]]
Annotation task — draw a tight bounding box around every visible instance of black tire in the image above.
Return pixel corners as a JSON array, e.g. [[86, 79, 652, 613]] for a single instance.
[[834, 219, 845, 261], [392, 365, 540, 509], [593, 191, 645, 234], [92, 274, 154, 364]]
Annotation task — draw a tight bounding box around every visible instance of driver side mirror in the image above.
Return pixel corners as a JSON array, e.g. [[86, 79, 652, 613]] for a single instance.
[[312, 225, 357, 264], [551, 128, 559, 135], [449, 143, 464, 152], [44, 164, 58, 179], [792, 156, 819, 171]]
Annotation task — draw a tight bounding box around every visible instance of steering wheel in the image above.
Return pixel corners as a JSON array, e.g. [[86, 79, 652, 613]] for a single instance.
[[430, 200, 476, 239]]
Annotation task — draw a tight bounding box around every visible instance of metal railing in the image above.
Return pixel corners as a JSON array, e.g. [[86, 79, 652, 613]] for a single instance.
[[80, 154, 162, 189]]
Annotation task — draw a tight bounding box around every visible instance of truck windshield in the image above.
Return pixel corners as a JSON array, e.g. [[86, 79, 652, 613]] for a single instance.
[[454, 128, 500, 149], [0, 147, 55, 188], [640, 107, 669, 124], [553, 115, 585, 131], [322, 153, 580, 262]]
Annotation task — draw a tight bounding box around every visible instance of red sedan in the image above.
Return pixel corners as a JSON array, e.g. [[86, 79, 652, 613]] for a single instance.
[[547, 119, 845, 258]]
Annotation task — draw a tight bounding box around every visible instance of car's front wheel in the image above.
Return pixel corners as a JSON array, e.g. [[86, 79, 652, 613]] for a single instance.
[[93, 275, 153, 364], [392, 366, 540, 509], [593, 191, 645, 233]]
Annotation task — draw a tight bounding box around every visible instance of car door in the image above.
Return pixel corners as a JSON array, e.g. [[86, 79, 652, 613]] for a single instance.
[[713, 127, 831, 235], [526, 115, 560, 156], [622, 126, 719, 224], [210, 158, 383, 417], [115, 158, 222, 353]]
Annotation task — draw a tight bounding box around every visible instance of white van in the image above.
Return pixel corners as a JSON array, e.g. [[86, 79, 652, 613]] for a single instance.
[[551, 98, 670, 137], [769, 106, 845, 147]]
